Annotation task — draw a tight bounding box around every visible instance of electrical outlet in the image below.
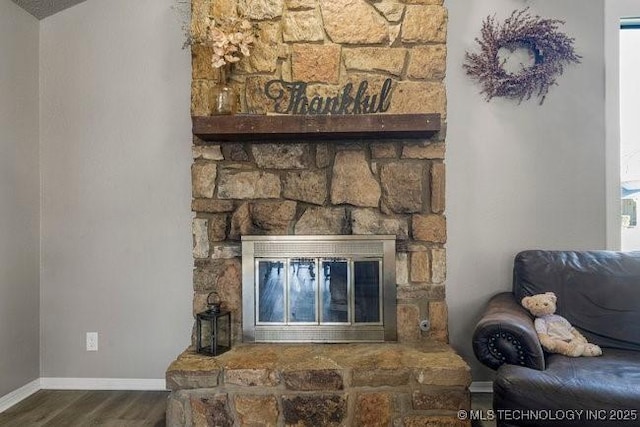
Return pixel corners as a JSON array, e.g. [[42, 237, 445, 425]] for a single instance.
[[86, 332, 98, 351]]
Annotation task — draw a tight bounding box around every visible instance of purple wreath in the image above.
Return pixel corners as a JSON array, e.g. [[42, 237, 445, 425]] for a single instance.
[[464, 9, 581, 104]]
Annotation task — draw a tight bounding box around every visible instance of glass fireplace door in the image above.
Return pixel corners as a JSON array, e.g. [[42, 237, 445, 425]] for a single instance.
[[255, 257, 382, 327]]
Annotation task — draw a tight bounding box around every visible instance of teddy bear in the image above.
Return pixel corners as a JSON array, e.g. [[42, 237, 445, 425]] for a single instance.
[[521, 292, 602, 357]]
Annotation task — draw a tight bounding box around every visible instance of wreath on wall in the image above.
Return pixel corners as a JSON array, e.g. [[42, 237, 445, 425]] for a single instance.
[[464, 8, 581, 104]]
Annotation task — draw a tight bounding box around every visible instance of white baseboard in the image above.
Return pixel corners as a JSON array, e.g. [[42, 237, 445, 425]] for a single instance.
[[40, 378, 166, 391], [0, 379, 41, 413], [470, 381, 493, 393]]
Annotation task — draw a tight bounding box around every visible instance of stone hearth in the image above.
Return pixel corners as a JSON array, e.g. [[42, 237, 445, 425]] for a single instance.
[[167, 342, 470, 427]]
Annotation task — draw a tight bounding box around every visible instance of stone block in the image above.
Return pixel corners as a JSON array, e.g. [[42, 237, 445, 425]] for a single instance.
[[380, 162, 423, 214], [295, 207, 347, 235], [371, 143, 397, 159], [371, 0, 404, 22], [331, 151, 381, 207], [166, 351, 223, 390], [282, 369, 344, 391], [412, 388, 470, 411], [284, 170, 328, 205], [190, 0, 209, 42], [224, 368, 279, 386], [211, 244, 241, 259], [430, 162, 445, 214], [229, 202, 252, 239], [191, 80, 214, 116], [283, 9, 325, 42], [401, 5, 447, 43], [407, 45, 447, 80], [402, 142, 445, 160], [166, 394, 187, 426], [209, 0, 237, 20], [431, 248, 446, 284], [192, 218, 210, 259], [412, 214, 446, 243], [245, 76, 277, 114], [282, 394, 347, 427], [193, 145, 224, 161], [292, 44, 341, 84], [356, 393, 392, 427], [192, 161, 217, 198], [352, 368, 410, 387], [236, 22, 280, 74], [396, 253, 408, 285], [351, 209, 409, 239], [192, 199, 235, 214], [320, 0, 388, 44], [191, 393, 233, 427], [167, 370, 221, 391], [251, 201, 297, 233], [343, 48, 407, 76], [388, 81, 446, 115], [252, 143, 311, 169], [191, 44, 215, 80], [208, 214, 227, 242], [397, 304, 420, 342], [397, 284, 444, 300], [218, 170, 281, 199], [410, 251, 430, 283], [221, 144, 249, 161], [234, 395, 279, 427], [429, 300, 448, 339], [238, 0, 284, 20], [316, 143, 331, 168]]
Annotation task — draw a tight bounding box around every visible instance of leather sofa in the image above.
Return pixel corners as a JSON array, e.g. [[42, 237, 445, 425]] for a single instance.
[[473, 250, 640, 427]]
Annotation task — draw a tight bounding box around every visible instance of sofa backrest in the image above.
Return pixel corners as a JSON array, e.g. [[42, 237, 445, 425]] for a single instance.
[[513, 250, 640, 351]]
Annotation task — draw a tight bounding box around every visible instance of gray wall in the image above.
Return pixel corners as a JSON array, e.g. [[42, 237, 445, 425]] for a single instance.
[[39, 0, 193, 379], [446, 0, 607, 381], [0, 0, 40, 396]]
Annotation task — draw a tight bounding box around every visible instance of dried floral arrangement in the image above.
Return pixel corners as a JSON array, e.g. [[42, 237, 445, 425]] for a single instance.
[[172, 0, 255, 69], [464, 8, 581, 104], [208, 17, 255, 68]]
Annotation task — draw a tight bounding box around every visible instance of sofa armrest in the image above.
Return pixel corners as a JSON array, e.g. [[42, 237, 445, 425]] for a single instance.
[[472, 292, 545, 371]]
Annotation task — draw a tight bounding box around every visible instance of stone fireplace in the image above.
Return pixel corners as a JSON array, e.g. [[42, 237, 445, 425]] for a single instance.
[[166, 0, 471, 426]]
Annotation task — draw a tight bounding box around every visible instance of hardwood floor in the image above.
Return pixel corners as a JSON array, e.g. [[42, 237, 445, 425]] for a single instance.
[[0, 390, 168, 427]]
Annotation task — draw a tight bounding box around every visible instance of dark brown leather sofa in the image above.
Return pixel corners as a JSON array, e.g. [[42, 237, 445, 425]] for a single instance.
[[473, 250, 640, 427]]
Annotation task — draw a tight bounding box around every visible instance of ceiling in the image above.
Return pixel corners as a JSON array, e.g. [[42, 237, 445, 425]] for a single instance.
[[12, 0, 87, 20]]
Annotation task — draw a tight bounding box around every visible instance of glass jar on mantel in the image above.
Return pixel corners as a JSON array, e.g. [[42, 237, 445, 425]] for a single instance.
[[210, 65, 237, 115]]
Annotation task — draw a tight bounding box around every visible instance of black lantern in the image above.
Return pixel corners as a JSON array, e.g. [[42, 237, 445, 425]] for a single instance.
[[196, 292, 231, 356]]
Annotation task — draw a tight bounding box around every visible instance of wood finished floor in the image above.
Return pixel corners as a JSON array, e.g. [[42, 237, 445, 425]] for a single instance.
[[0, 390, 168, 427]]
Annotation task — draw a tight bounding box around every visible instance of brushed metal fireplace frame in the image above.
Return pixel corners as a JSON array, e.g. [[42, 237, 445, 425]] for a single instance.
[[242, 235, 397, 343]]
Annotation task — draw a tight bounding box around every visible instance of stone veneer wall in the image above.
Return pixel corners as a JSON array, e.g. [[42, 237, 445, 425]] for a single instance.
[[190, 0, 449, 345]]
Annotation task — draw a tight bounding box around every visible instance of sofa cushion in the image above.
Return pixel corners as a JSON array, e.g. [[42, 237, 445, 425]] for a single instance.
[[494, 349, 640, 426], [513, 250, 640, 350]]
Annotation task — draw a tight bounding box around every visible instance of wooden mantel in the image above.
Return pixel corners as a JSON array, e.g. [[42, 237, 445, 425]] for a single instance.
[[192, 113, 440, 142]]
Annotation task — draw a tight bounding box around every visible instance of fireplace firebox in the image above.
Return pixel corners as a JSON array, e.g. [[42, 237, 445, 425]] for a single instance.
[[242, 235, 396, 343]]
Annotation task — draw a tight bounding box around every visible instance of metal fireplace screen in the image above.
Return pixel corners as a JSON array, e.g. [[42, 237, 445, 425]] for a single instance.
[[242, 235, 396, 343]]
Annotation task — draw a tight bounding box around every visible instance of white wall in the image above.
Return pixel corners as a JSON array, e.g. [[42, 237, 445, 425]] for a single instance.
[[446, 0, 607, 381], [0, 0, 40, 397], [39, 0, 193, 379]]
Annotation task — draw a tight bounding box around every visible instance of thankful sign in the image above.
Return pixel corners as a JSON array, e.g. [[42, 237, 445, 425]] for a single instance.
[[264, 78, 393, 115]]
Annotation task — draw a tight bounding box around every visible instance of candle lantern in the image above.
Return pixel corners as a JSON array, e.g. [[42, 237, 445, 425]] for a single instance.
[[196, 292, 231, 356]]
